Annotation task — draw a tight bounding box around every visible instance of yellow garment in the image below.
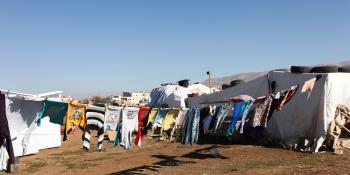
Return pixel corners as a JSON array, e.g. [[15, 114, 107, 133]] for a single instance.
[[163, 109, 180, 131], [147, 108, 158, 126], [65, 102, 86, 136]]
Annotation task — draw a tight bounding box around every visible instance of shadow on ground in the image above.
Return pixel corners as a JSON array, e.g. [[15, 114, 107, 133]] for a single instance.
[[109, 145, 229, 175]]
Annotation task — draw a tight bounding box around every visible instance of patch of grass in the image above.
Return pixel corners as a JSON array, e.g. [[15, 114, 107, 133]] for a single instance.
[[229, 156, 326, 171], [22, 159, 47, 173], [91, 155, 113, 161], [60, 158, 97, 170], [53, 149, 86, 156]]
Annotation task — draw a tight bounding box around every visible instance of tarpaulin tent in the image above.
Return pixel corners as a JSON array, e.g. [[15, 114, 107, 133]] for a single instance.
[[148, 84, 216, 108], [187, 72, 350, 152]]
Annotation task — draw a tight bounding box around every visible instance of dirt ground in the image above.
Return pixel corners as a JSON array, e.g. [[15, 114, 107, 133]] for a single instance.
[[10, 130, 350, 175]]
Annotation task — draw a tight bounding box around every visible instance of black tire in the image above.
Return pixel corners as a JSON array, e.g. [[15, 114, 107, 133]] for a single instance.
[[273, 68, 290, 72], [222, 84, 231, 90], [178, 79, 190, 88], [309, 66, 338, 73], [290, 66, 312, 73], [230, 79, 245, 87], [338, 67, 350, 73], [188, 93, 199, 97]]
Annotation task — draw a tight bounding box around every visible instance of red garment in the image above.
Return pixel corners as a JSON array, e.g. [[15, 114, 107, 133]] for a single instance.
[[135, 107, 151, 146]]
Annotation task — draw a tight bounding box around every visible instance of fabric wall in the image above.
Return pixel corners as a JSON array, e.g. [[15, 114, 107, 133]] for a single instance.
[[187, 72, 350, 152], [266, 72, 326, 151], [187, 74, 270, 107], [5, 95, 61, 157]]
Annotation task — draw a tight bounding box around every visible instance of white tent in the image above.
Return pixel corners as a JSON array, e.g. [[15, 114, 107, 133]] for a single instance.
[[148, 84, 216, 108], [187, 72, 350, 152], [3, 91, 63, 157]]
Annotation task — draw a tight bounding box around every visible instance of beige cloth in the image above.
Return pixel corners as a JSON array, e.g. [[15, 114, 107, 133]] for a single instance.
[[301, 78, 316, 99]]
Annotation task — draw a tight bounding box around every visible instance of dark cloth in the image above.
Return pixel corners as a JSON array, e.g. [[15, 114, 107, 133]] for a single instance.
[[199, 107, 210, 136], [0, 94, 15, 166], [247, 96, 273, 128], [208, 105, 221, 130], [267, 86, 300, 123]]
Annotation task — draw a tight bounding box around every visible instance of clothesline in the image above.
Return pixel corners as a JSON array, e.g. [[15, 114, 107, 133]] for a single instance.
[[199, 75, 322, 106]]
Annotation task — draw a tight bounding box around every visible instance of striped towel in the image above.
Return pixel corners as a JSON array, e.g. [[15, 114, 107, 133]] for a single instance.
[[83, 105, 106, 151]]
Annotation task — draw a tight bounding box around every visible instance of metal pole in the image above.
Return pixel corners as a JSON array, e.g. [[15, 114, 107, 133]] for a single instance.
[[207, 71, 212, 93]]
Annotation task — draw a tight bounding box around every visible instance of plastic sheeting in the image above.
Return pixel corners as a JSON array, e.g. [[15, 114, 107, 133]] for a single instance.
[[148, 85, 189, 108], [5, 95, 61, 157], [187, 72, 350, 152]]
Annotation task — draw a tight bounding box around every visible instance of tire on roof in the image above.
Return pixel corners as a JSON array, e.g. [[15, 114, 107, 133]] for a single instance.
[[230, 79, 245, 87], [309, 66, 338, 73], [338, 66, 350, 73], [290, 66, 312, 73]]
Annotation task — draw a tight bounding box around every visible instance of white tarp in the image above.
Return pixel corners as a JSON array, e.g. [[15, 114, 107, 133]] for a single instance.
[[5, 95, 61, 157], [187, 72, 350, 152], [148, 84, 219, 108]]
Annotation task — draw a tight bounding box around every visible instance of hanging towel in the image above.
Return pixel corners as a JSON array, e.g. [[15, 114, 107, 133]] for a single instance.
[[37, 100, 68, 126], [181, 107, 201, 145], [64, 101, 86, 141], [146, 108, 158, 127], [83, 105, 105, 152], [152, 108, 170, 128], [121, 107, 139, 150], [175, 108, 188, 128], [213, 103, 231, 134], [240, 99, 255, 134], [163, 109, 180, 131], [226, 101, 250, 137], [301, 78, 316, 99], [135, 107, 150, 146], [104, 105, 122, 131], [248, 96, 273, 128], [277, 85, 299, 110]]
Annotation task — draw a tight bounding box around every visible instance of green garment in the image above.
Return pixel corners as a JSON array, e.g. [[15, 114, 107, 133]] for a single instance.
[[37, 100, 68, 126]]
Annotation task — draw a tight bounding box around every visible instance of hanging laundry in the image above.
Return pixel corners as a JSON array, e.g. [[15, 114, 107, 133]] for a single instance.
[[104, 105, 122, 131], [0, 94, 15, 171], [146, 108, 158, 127], [208, 105, 221, 132], [152, 108, 170, 128], [240, 99, 255, 134], [104, 105, 123, 142], [113, 124, 122, 147], [247, 96, 273, 128], [163, 109, 180, 131], [121, 107, 139, 150], [276, 85, 299, 110], [226, 100, 251, 137], [63, 101, 86, 141], [135, 107, 150, 147], [199, 107, 210, 136], [265, 86, 300, 124], [302, 78, 316, 99], [213, 103, 231, 135], [37, 100, 68, 126], [83, 105, 105, 152], [181, 107, 201, 145], [175, 108, 188, 128], [202, 105, 217, 135]]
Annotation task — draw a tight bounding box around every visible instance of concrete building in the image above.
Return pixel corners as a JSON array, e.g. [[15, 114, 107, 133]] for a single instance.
[[114, 92, 150, 106]]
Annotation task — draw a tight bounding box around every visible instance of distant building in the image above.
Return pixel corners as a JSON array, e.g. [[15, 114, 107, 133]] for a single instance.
[[112, 95, 122, 104], [122, 92, 132, 97], [114, 92, 150, 106]]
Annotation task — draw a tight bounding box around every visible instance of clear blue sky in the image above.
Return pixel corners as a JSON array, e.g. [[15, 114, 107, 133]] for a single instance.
[[0, 0, 349, 97]]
